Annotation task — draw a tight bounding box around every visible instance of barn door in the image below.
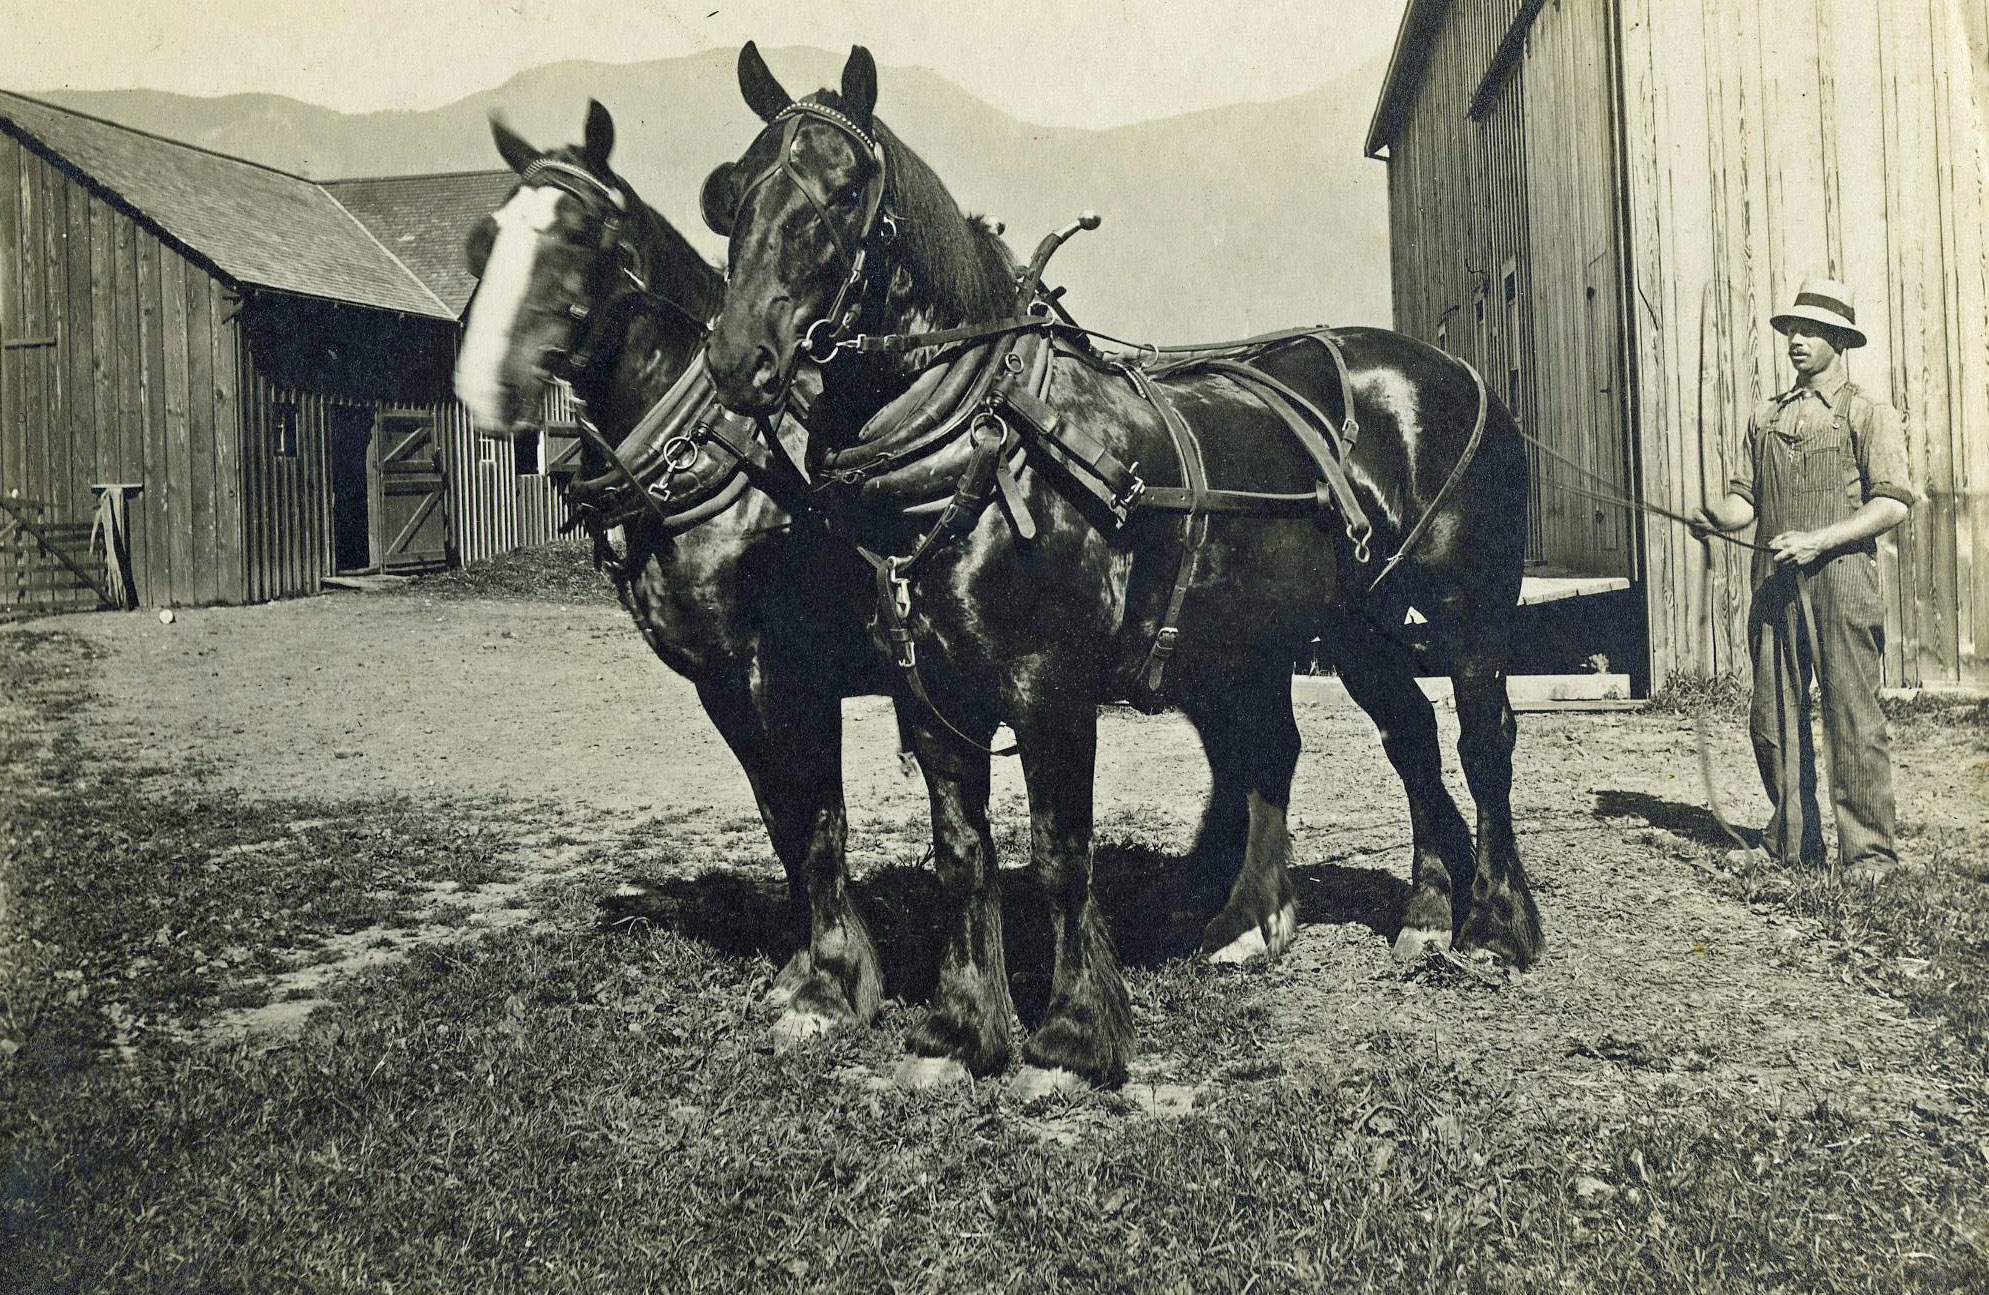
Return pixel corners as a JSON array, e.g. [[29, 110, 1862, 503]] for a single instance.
[[375, 413, 449, 572]]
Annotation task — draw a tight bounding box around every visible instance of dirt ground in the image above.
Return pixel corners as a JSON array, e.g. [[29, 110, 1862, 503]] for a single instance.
[[27, 587, 1988, 1129]]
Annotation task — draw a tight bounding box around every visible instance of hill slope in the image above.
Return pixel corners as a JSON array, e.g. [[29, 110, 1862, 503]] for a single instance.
[[37, 47, 1390, 336]]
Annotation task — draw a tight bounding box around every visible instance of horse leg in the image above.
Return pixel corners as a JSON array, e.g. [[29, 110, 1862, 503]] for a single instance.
[[1325, 616, 1477, 959], [1439, 619, 1544, 967], [896, 721, 1013, 1086], [1173, 707, 1252, 931], [694, 675, 884, 1039], [1012, 698, 1134, 1096], [1177, 656, 1300, 964]]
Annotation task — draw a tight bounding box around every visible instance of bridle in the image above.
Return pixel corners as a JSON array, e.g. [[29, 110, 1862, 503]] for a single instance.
[[702, 102, 897, 368], [507, 156, 711, 385]]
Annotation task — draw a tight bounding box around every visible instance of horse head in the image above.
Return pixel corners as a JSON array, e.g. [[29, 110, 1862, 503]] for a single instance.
[[702, 43, 1015, 421], [455, 101, 714, 438]]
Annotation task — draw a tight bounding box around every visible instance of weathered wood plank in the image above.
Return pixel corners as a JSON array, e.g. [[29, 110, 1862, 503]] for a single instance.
[[1, 136, 22, 509], [18, 155, 53, 521], [112, 209, 145, 600], [136, 238, 167, 603], [39, 159, 68, 523], [62, 172, 93, 515], [211, 282, 243, 602], [186, 266, 216, 605], [88, 198, 116, 507], [161, 254, 193, 606]]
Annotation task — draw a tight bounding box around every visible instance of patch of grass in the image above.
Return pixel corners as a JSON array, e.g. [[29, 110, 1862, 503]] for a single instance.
[[1645, 671, 1751, 719], [5, 922, 1983, 1292], [1706, 832, 1989, 1081], [399, 539, 617, 605]]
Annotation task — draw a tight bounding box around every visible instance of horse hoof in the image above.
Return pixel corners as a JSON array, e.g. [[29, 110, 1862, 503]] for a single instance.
[[772, 1008, 844, 1049], [1013, 1066, 1086, 1101], [1392, 926, 1452, 963], [1206, 902, 1296, 965], [766, 951, 815, 1008], [894, 1056, 971, 1090]]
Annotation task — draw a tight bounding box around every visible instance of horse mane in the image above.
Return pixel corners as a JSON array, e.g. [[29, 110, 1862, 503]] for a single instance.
[[875, 121, 1016, 324], [793, 90, 1015, 326], [547, 144, 725, 324]]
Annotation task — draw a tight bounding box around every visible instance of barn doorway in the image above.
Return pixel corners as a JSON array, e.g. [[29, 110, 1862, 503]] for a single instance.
[[329, 406, 375, 573]]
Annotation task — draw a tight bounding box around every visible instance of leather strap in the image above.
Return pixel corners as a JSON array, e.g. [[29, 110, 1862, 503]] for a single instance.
[[1365, 358, 1489, 595], [1124, 366, 1210, 697]]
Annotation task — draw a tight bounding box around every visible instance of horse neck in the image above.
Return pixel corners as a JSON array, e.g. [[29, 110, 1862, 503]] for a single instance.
[[809, 130, 1016, 448], [573, 200, 721, 437]]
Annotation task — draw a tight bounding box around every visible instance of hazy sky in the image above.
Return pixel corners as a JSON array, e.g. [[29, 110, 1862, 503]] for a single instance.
[[7, 0, 1407, 128]]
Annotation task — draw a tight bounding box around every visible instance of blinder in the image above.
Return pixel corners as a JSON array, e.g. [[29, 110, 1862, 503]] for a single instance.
[[700, 162, 740, 237], [465, 213, 497, 277]]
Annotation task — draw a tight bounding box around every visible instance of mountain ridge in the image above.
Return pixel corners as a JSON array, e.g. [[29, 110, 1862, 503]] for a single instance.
[[26, 47, 1392, 337]]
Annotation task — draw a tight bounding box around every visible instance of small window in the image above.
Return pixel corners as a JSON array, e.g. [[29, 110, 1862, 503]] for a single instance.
[[514, 429, 545, 477], [479, 436, 499, 467], [1474, 291, 1488, 363], [272, 403, 298, 458], [1502, 260, 1522, 409], [1435, 319, 1449, 355]]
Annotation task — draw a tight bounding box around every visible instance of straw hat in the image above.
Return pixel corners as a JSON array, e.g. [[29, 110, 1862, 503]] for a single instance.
[[1771, 277, 1866, 348]]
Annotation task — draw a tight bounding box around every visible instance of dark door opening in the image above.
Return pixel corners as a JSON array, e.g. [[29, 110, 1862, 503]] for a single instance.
[[329, 407, 375, 573]]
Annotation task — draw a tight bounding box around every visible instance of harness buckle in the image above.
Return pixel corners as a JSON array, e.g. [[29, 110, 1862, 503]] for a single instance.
[[1113, 474, 1147, 515], [662, 435, 700, 473], [891, 574, 913, 621]]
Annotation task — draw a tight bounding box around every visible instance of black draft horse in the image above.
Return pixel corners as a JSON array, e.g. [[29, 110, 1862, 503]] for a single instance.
[[700, 46, 1543, 1093], [453, 101, 914, 1042]]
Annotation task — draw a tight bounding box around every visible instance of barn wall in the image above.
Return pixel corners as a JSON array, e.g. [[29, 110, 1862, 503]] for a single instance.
[[238, 296, 567, 590], [1384, 0, 1634, 577], [0, 128, 246, 610], [1619, 0, 1989, 687]]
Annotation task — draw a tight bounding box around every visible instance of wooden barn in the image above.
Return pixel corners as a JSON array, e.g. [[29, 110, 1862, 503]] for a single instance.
[[0, 91, 579, 613], [1366, 0, 1989, 691]]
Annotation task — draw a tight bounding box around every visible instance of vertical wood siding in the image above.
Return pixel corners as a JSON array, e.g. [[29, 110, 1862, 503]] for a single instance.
[[1386, 0, 1633, 577], [3, 125, 572, 612], [1619, 0, 1989, 687], [0, 132, 246, 610]]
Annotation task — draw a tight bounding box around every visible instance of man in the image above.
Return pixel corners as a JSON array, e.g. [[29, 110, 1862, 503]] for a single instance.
[[1696, 278, 1916, 882]]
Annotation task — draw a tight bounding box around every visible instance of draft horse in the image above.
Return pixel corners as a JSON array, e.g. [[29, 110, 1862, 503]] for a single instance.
[[453, 100, 918, 1040], [700, 45, 1544, 1093]]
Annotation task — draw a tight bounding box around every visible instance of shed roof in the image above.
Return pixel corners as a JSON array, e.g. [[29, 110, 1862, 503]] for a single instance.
[[0, 90, 453, 319], [323, 171, 518, 316], [1365, 0, 1450, 157]]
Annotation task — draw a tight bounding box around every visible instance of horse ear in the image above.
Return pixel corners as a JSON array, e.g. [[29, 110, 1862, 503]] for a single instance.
[[464, 214, 497, 277], [582, 99, 615, 170], [489, 113, 538, 174], [738, 40, 791, 123], [840, 46, 878, 132]]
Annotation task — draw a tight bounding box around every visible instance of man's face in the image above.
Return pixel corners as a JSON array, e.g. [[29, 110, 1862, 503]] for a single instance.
[[1783, 320, 1843, 379]]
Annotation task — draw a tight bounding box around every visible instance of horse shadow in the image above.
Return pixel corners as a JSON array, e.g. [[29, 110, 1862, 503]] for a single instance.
[[594, 834, 1409, 1023], [1593, 788, 1760, 850]]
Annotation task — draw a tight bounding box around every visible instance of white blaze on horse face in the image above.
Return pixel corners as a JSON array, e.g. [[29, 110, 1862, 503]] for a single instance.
[[455, 186, 567, 434]]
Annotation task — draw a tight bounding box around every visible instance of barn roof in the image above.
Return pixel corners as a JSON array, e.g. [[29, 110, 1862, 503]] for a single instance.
[[1365, 0, 1450, 157], [0, 90, 454, 320], [323, 171, 518, 316]]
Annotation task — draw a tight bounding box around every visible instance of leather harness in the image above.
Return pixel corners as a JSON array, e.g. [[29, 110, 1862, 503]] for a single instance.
[[580, 101, 1494, 752]]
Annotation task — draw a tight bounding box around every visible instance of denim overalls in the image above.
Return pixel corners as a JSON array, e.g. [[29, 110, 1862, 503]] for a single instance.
[[1746, 383, 1898, 868]]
